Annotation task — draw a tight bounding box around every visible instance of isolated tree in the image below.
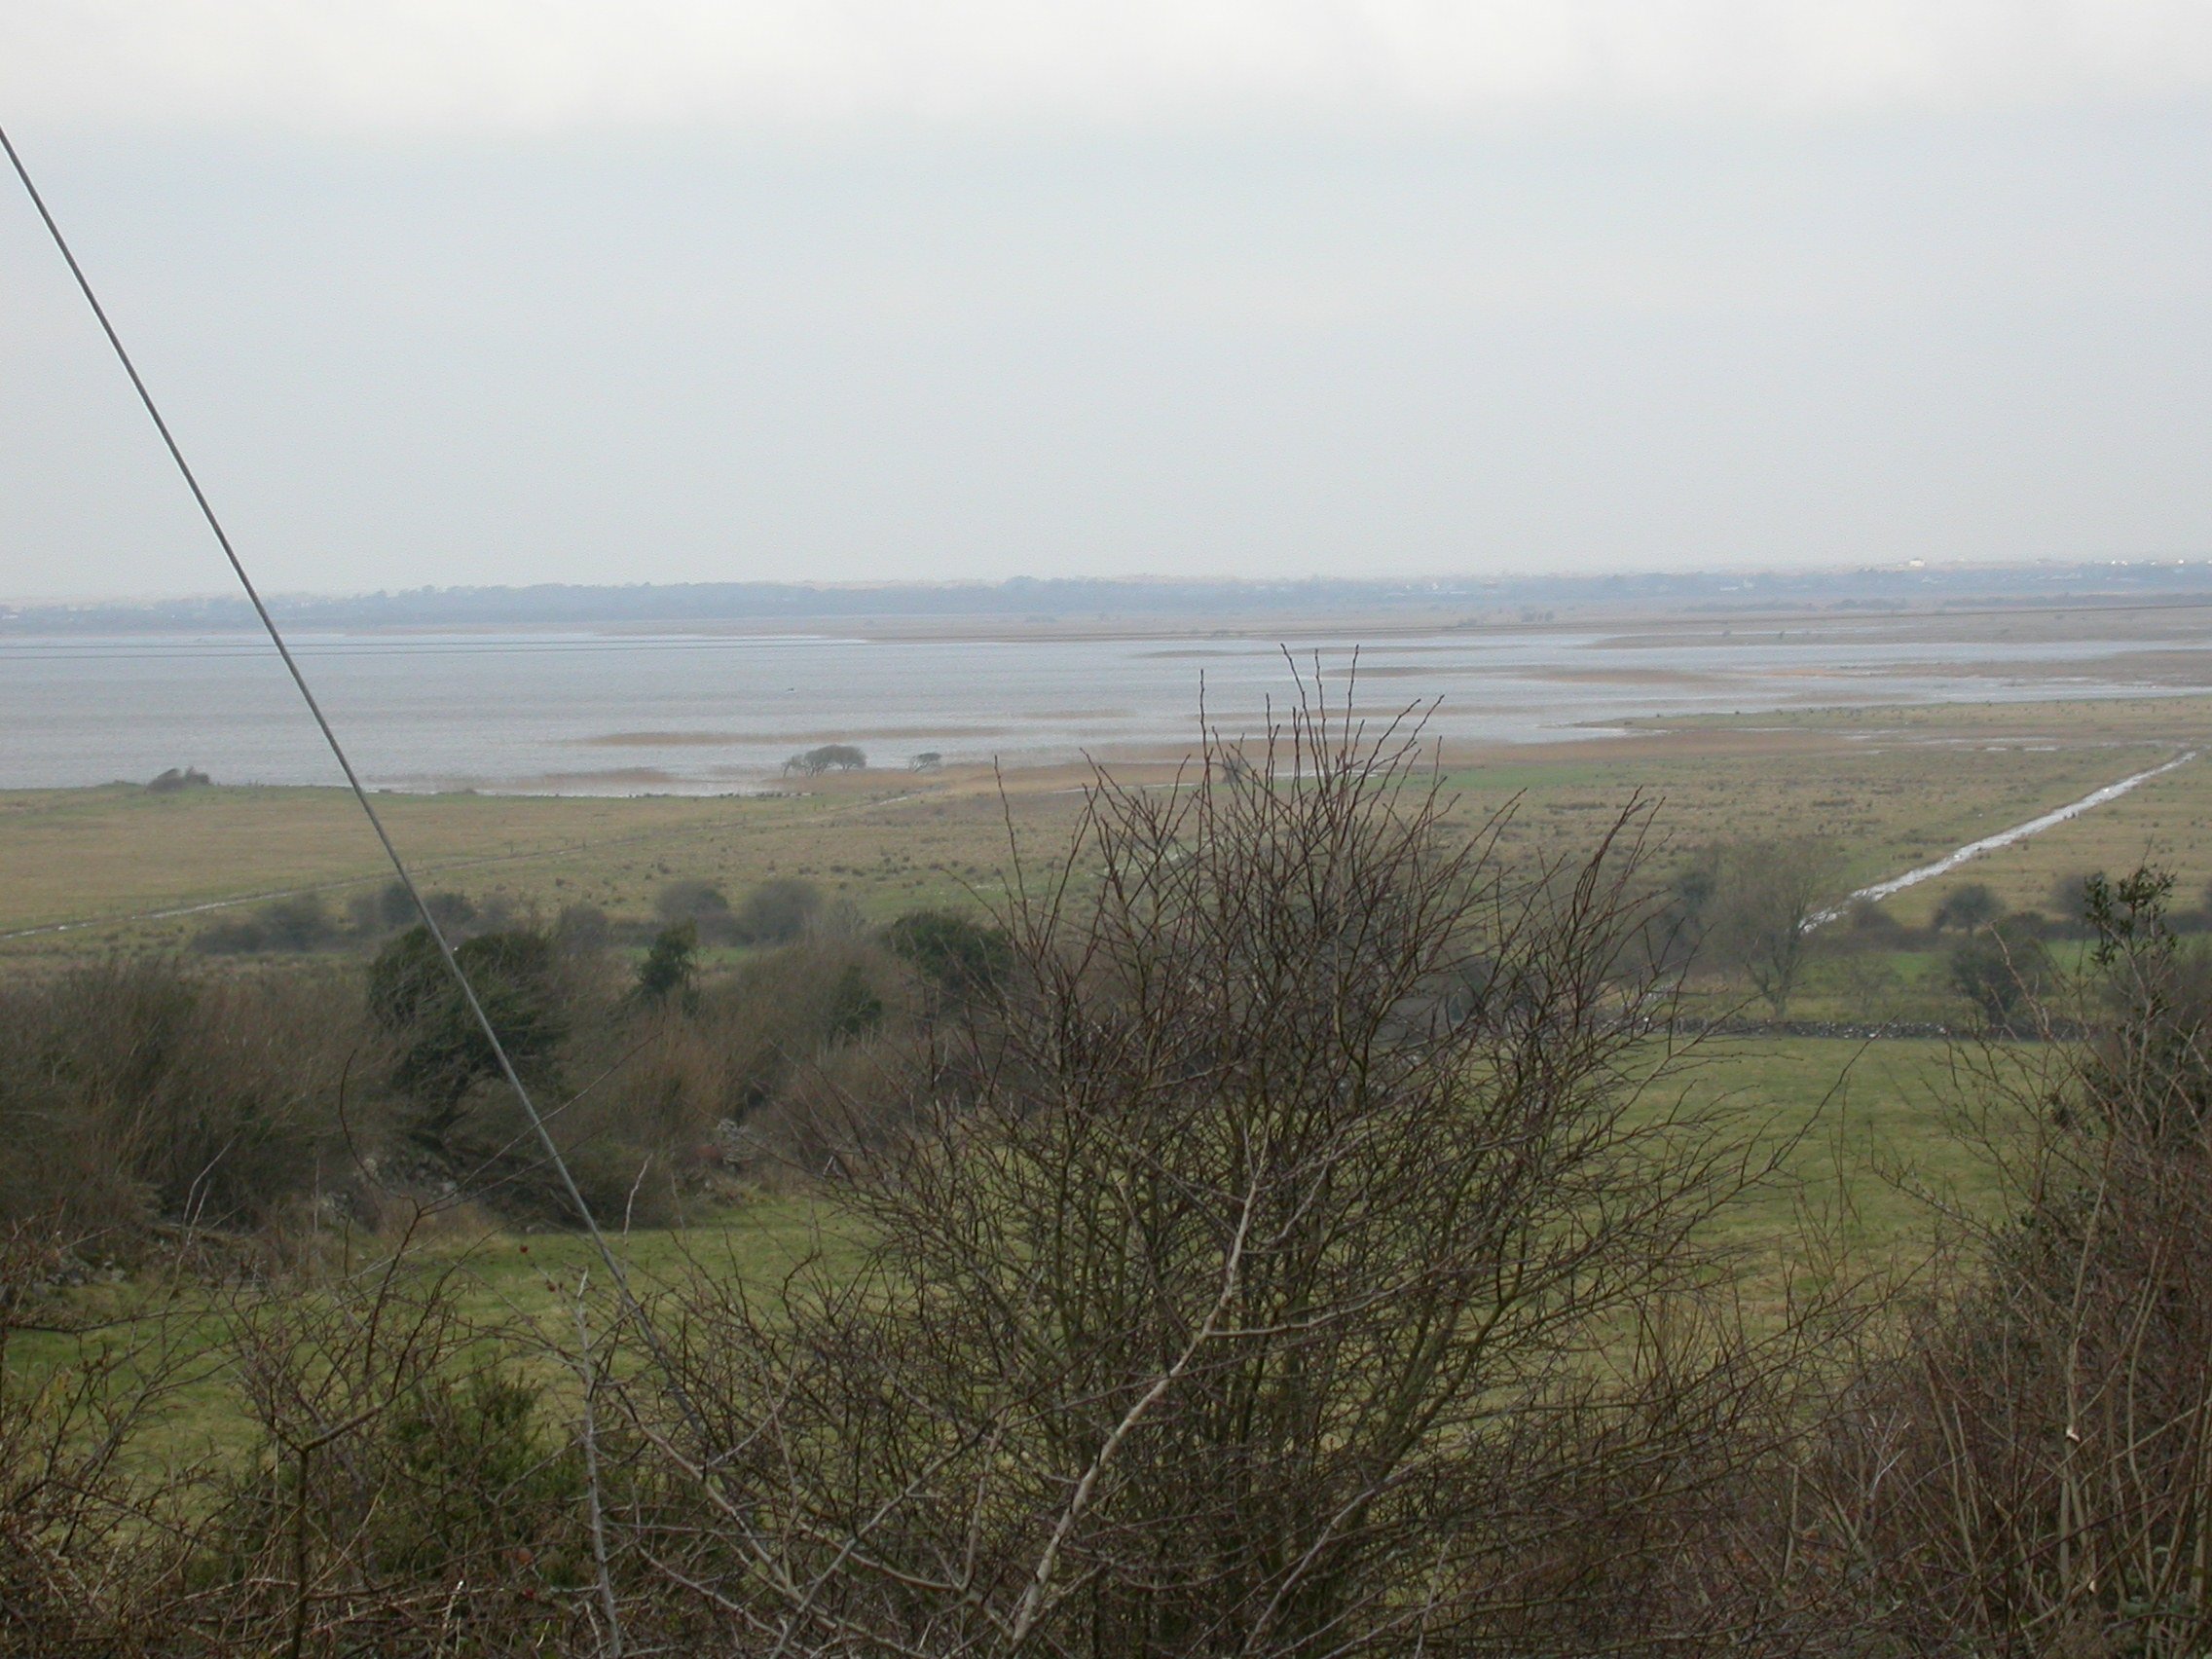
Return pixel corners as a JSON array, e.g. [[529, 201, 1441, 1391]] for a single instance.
[[1652, 841, 1726, 970], [1843, 897, 1905, 943], [2049, 870, 2097, 927], [350, 879, 416, 936], [1933, 880, 2002, 933], [655, 878, 733, 942], [633, 920, 699, 1009], [1706, 836, 1844, 1015], [552, 901, 611, 954]]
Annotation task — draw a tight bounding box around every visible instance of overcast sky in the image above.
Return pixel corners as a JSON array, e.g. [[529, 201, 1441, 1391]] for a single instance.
[[3, 4, 2209, 600]]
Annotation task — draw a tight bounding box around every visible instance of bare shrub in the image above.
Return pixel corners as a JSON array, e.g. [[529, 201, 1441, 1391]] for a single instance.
[[176, 1243, 611, 1652], [0, 959, 370, 1236], [1704, 837, 1846, 1015], [0, 1225, 206, 1655], [693, 937, 917, 1172], [733, 1029, 928, 1179], [1793, 867, 2212, 1652], [629, 695, 1827, 1654]]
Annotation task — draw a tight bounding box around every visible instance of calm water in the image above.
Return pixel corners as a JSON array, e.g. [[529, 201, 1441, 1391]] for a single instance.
[[0, 625, 2191, 793]]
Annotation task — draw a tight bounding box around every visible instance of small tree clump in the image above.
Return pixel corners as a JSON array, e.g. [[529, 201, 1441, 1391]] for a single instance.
[[783, 744, 866, 777], [192, 894, 339, 955]]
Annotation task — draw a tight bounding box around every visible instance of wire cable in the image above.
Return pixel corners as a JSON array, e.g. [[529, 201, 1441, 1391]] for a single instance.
[[0, 121, 710, 1443]]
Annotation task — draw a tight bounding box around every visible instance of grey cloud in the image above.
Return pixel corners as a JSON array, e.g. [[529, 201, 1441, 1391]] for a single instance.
[[5, 3, 2212, 134]]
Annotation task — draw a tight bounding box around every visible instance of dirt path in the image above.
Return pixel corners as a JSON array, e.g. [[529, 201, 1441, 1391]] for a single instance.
[[1807, 749, 2199, 928]]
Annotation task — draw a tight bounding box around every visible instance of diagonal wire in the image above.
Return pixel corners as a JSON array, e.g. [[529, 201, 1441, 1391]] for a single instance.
[[1, 120, 712, 1446]]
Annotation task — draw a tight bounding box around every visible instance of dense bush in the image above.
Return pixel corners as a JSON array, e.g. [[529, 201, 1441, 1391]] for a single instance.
[[192, 893, 341, 955], [0, 959, 364, 1235], [1948, 911, 2053, 1030], [367, 926, 571, 1150], [882, 907, 1011, 999], [729, 876, 821, 943], [632, 920, 699, 1008], [1933, 879, 2003, 932], [652, 878, 733, 943]]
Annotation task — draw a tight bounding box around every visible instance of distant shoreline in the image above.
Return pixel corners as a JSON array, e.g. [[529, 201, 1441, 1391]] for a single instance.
[[5, 601, 2205, 794], [9, 560, 2212, 638]]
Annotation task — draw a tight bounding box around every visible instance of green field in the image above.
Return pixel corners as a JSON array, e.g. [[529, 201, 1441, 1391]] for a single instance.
[[10, 1034, 1999, 1464], [3, 692, 2193, 1460]]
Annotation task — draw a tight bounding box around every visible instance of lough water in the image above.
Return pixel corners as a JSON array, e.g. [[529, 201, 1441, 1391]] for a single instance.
[[0, 626, 2192, 793]]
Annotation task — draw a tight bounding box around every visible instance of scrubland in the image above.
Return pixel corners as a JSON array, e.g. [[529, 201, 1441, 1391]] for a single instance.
[[5, 689, 2212, 1653]]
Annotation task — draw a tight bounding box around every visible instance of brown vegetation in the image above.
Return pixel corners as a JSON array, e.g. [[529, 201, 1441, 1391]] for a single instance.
[[9, 699, 2212, 1654]]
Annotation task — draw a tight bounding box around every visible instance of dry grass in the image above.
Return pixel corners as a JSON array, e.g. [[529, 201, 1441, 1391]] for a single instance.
[[7, 696, 2207, 970]]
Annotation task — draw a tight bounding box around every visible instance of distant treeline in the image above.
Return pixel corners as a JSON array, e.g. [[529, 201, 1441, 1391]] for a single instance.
[[8, 559, 2212, 633]]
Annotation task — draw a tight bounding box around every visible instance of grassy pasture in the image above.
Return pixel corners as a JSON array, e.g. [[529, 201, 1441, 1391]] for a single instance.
[[0, 771, 1092, 964], [1662, 697, 2212, 925], [4, 695, 2205, 969], [8, 1035, 1999, 1467]]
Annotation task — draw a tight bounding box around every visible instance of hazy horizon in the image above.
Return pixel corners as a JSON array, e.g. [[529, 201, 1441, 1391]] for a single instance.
[[5, 6, 2209, 603]]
